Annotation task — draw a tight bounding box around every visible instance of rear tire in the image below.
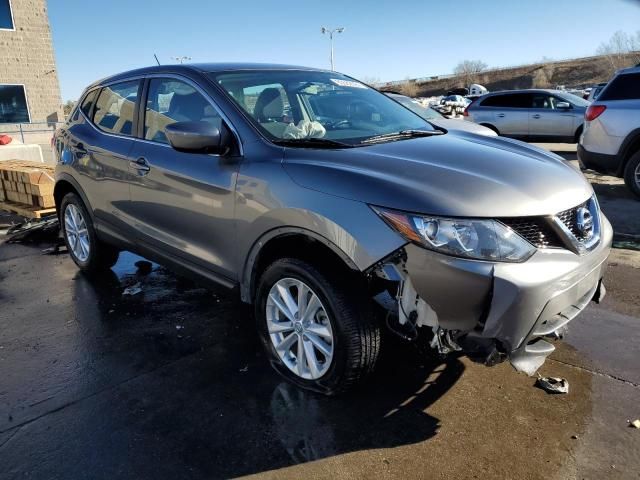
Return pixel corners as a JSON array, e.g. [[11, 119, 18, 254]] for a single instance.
[[60, 192, 120, 272], [255, 258, 380, 395], [623, 151, 640, 199]]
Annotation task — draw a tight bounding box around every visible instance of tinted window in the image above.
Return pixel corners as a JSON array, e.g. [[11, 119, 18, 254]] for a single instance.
[[80, 90, 98, 118], [531, 94, 553, 109], [0, 85, 29, 123], [93, 81, 140, 136], [481, 93, 531, 108], [144, 78, 222, 144], [599, 73, 640, 101], [0, 0, 13, 29]]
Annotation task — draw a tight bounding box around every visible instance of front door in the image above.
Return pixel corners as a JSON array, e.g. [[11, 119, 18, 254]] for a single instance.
[[127, 77, 241, 279], [529, 94, 575, 138]]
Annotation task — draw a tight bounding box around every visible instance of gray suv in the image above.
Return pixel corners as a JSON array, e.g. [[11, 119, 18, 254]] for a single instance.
[[578, 66, 640, 198], [464, 89, 590, 142], [54, 64, 612, 394]]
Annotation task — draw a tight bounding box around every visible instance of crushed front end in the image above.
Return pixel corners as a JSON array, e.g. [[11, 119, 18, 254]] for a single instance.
[[370, 196, 613, 376]]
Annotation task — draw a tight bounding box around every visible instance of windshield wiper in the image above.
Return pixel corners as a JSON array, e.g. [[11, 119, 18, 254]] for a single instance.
[[273, 138, 353, 148], [360, 129, 444, 144]]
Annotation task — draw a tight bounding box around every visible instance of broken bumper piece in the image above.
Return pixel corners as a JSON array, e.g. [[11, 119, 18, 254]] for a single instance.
[[386, 215, 613, 376]]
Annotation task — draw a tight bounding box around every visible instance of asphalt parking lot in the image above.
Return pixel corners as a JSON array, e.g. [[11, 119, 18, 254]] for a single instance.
[[1, 144, 639, 480]]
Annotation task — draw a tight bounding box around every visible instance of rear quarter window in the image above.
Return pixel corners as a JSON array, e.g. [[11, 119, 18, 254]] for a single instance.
[[599, 73, 640, 101]]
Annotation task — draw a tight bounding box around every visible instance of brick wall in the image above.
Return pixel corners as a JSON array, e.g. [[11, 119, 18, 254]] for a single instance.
[[0, 0, 63, 124]]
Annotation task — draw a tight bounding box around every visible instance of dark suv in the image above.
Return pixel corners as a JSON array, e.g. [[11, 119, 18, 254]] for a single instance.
[[54, 64, 611, 394]]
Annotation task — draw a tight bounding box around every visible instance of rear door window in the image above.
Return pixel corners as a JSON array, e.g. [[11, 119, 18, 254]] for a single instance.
[[92, 80, 141, 136], [80, 89, 98, 118], [481, 93, 532, 108], [599, 73, 640, 101]]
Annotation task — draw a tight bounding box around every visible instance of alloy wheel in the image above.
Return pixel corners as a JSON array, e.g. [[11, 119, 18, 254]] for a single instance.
[[64, 203, 90, 262], [635, 162, 640, 188], [266, 278, 335, 380]]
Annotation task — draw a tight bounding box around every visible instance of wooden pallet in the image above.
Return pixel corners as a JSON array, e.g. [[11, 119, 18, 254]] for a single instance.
[[0, 200, 57, 219]]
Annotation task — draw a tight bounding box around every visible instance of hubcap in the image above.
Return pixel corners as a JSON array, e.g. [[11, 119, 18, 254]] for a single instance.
[[64, 204, 90, 262], [635, 162, 640, 188], [266, 278, 334, 380]]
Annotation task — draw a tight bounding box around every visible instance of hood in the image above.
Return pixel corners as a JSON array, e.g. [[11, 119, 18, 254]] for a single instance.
[[282, 133, 593, 218], [431, 118, 496, 136]]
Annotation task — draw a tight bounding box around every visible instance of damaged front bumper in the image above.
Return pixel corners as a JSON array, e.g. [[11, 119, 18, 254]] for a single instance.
[[376, 215, 613, 376]]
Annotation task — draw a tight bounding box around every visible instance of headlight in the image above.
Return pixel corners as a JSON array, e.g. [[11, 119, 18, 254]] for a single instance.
[[372, 207, 535, 262]]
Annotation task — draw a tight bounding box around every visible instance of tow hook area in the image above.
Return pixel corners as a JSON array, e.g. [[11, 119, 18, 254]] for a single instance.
[[370, 253, 503, 367]]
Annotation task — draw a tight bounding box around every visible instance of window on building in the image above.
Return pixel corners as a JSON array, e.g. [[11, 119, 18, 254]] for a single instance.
[[92, 81, 140, 136], [0, 85, 30, 123], [0, 0, 14, 30]]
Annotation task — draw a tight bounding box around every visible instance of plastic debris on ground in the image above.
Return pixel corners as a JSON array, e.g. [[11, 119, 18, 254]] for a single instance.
[[536, 376, 569, 394], [122, 283, 143, 296], [630, 419, 640, 429], [5, 216, 60, 244]]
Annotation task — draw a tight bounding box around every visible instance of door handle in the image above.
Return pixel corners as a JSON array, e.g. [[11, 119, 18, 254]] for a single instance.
[[497, 113, 505, 118], [129, 157, 150, 175], [532, 114, 541, 119]]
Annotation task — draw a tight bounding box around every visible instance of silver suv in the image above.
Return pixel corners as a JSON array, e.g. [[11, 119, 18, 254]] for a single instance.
[[53, 64, 612, 395], [464, 89, 590, 142], [578, 66, 640, 198]]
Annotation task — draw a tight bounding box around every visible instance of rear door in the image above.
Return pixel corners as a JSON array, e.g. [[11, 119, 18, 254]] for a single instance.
[[529, 93, 575, 138], [127, 75, 241, 280], [61, 80, 142, 238], [481, 93, 531, 137]]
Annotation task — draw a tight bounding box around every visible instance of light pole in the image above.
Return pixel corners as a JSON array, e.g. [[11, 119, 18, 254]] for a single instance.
[[172, 56, 191, 64], [320, 27, 345, 71]]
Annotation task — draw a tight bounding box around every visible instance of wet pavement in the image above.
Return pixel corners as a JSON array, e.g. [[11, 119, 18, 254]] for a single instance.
[[1, 235, 639, 479]]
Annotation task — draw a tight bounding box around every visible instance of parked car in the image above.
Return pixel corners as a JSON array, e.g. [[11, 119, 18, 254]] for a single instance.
[[587, 82, 608, 102], [54, 64, 612, 394], [578, 66, 640, 198], [386, 93, 497, 136], [464, 89, 590, 142]]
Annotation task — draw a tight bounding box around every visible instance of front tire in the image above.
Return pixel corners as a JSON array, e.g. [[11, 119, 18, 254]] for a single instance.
[[60, 192, 120, 272], [255, 258, 380, 395], [623, 151, 640, 199]]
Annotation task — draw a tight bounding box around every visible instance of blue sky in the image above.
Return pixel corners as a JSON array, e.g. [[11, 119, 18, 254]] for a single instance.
[[49, 0, 640, 101]]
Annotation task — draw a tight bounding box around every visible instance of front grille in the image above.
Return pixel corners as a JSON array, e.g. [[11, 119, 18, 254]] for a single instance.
[[500, 217, 563, 248], [556, 201, 589, 241], [499, 199, 596, 250]]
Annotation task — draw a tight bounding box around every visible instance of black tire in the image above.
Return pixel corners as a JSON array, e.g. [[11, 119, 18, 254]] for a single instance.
[[60, 192, 120, 272], [573, 125, 583, 144], [623, 151, 640, 199], [255, 258, 381, 395]]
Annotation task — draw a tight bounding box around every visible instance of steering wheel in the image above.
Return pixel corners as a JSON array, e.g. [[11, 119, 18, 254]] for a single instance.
[[324, 119, 351, 129]]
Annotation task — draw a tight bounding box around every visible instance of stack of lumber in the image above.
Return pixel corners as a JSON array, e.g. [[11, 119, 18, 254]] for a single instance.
[[0, 160, 56, 217]]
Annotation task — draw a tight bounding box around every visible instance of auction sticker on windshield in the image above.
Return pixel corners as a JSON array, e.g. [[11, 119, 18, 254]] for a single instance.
[[330, 78, 367, 88]]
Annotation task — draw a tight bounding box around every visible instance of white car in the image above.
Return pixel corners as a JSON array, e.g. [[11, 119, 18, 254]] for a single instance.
[[387, 93, 498, 136]]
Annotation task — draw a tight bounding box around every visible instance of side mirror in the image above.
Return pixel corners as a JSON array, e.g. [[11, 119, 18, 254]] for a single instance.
[[556, 102, 571, 110], [165, 121, 227, 154]]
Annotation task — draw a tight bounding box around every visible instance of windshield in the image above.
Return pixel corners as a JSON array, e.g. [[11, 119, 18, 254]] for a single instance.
[[557, 91, 590, 107], [211, 70, 434, 146], [390, 95, 443, 120]]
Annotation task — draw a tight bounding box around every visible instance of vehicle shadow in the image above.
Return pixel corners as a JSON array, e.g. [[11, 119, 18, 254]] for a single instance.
[[65, 256, 465, 479]]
